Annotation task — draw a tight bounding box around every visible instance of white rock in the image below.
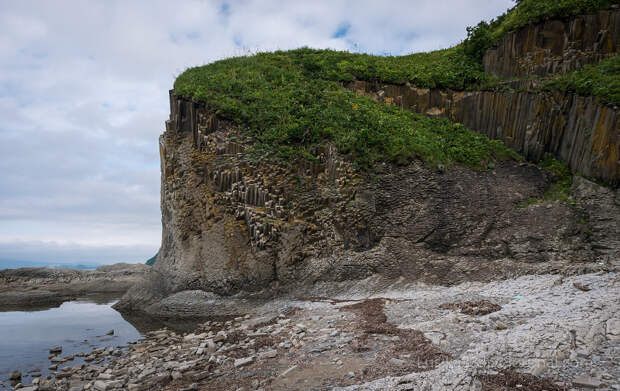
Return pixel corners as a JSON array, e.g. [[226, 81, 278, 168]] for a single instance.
[[258, 350, 278, 359], [234, 356, 255, 367]]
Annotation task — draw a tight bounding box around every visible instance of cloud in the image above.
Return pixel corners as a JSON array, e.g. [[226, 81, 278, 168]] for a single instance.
[[0, 0, 514, 264]]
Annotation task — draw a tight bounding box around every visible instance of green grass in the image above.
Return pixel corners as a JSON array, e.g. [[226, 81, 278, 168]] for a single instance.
[[539, 155, 574, 202], [493, 0, 619, 40], [542, 55, 620, 105], [518, 155, 574, 207], [280, 46, 490, 90], [174, 1, 618, 170], [174, 48, 517, 170]]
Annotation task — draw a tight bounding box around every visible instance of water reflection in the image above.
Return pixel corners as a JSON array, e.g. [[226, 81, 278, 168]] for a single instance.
[[0, 297, 141, 389], [0, 295, 216, 390]]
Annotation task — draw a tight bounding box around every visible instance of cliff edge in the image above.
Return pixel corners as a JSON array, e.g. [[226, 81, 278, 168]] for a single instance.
[[116, 2, 619, 317]]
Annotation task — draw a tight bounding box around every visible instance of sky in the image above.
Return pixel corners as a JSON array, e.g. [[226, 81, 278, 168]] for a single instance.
[[0, 0, 514, 266]]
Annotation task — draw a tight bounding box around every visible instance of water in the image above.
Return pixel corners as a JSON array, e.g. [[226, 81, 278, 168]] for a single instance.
[[0, 297, 142, 389]]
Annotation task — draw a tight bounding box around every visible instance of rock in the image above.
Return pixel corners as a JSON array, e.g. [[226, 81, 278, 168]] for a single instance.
[[93, 380, 115, 391], [574, 282, 592, 292], [495, 321, 508, 330], [10, 370, 21, 380], [214, 331, 227, 342], [278, 341, 292, 349], [241, 315, 277, 329], [573, 375, 602, 388], [258, 350, 277, 359], [0, 263, 148, 311], [234, 356, 255, 367], [49, 346, 62, 354], [390, 358, 406, 366], [105, 330, 114, 336], [606, 318, 620, 340], [528, 359, 546, 377], [205, 339, 217, 352], [280, 365, 298, 377]]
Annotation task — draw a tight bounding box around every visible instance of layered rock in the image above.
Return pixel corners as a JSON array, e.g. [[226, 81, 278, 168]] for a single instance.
[[350, 81, 619, 184], [483, 7, 620, 78], [0, 263, 149, 310], [117, 9, 620, 315], [116, 91, 618, 316]]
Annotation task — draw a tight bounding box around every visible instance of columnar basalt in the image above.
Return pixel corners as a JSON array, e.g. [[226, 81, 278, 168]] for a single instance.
[[117, 91, 619, 316], [350, 81, 619, 184], [117, 9, 620, 316], [483, 7, 620, 78]]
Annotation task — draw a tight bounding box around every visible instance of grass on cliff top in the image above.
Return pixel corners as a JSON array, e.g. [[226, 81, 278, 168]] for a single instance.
[[493, 0, 619, 39], [174, 48, 518, 170], [542, 55, 620, 105], [463, 0, 619, 61]]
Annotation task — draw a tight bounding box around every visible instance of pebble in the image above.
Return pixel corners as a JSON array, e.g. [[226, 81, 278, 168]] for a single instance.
[[49, 346, 62, 354], [573, 375, 602, 388], [280, 365, 298, 377], [5, 273, 618, 391], [234, 356, 255, 367], [258, 349, 278, 359]]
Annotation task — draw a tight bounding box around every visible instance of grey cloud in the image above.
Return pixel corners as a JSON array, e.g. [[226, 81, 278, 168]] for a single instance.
[[0, 0, 513, 264]]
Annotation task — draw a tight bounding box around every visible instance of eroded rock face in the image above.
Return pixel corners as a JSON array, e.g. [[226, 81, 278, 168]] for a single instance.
[[0, 263, 149, 310], [116, 93, 618, 316], [483, 7, 620, 78], [350, 81, 619, 185]]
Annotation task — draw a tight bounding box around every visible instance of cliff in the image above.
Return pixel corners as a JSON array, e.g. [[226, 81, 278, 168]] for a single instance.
[[350, 81, 619, 184], [116, 92, 618, 316], [116, 6, 620, 317], [483, 7, 620, 78]]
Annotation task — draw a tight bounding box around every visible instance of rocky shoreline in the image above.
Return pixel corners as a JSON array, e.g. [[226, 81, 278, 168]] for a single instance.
[[0, 263, 149, 311], [4, 271, 618, 391]]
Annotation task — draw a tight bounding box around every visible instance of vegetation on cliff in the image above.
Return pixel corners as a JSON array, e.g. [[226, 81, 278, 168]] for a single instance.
[[174, 0, 617, 170], [542, 55, 620, 105], [175, 49, 517, 169], [463, 0, 619, 61]]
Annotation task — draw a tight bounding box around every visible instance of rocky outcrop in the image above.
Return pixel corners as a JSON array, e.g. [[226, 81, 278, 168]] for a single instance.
[[350, 81, 619, 184], [116, 91, 619, 317], [24, 272, 620, 391], [483, 7, 620, 78], [0, 263, 149, 310], [117, 8, 620, 316]]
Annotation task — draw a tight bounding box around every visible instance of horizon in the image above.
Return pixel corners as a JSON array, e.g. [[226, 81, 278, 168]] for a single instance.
[[0, 0, 514, 265]]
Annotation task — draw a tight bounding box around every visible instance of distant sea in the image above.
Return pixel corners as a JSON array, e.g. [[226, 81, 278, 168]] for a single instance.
[[0, 260, 102, 271]]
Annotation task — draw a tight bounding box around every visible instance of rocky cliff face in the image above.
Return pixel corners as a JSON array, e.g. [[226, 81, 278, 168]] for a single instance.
[[483, 7, 620, 77], [350, 81, 619, 184], [117, 10, 620, 316], [116, 91, 618, 316]]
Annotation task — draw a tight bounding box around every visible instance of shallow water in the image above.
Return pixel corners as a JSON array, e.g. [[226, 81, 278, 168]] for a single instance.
[[0, 298, 142, 389]]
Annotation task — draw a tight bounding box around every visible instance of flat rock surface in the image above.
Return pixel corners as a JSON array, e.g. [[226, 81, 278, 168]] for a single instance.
[[0, 263, 148, 310], [15, 271, 618, 390]]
